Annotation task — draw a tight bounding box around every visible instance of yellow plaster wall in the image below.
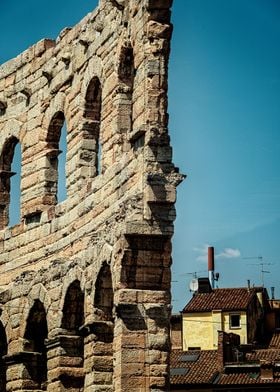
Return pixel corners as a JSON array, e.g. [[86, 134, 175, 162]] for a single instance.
[[222, 311, 247, 344], [182, 312, 214, 350], [183, 311, 248, 350]]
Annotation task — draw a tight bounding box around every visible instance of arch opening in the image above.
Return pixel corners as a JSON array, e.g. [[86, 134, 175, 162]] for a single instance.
[[60, 280, 84, 390], [0, 137, 21, 228], [94, 263, 114, 321], [46, 111, 67, 203], [117, 44, 137, 150], [62, 280, 84, 333], [84, 77, 102, 175], [24, 300, 48, 390], [91, 263, 114, 388]]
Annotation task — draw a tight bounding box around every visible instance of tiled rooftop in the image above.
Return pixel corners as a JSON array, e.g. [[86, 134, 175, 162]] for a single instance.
[[171, 331, 280, 387], [183, 287, 263, 313], [170, 349, 219, 385], [217, 372, 280, 384], [269, 331, 280, 348]]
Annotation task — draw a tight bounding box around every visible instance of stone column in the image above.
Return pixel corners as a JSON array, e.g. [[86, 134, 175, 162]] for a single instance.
[[46, 332, 84, 392], [114, 290, 170, 392], [82, 320, 114, 392], [5, 351, 45, 392]]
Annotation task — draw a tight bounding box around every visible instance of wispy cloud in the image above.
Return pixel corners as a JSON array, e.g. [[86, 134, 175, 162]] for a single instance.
[[194, 244, 241, 263], [216, 248, 241, 259], [193, 244, 210, 263]]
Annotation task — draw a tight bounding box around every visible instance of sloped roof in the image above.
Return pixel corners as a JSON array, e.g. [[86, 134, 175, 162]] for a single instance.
[[245, 331, 280, 362], [170, 348, 280, 387], [182, 287, 263, 313], [217, 372, 280, 385], [269, 331, 280, 349], [170, 349, 219, 385]]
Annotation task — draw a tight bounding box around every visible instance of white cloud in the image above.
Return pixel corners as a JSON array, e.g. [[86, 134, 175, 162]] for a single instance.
[[194, 244, 241, 263], [216, 248, 241, 259], [193, 244, 210, 263]]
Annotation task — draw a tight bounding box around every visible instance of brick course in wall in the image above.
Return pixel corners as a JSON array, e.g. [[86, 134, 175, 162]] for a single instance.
[[0, 0, 183, 390]]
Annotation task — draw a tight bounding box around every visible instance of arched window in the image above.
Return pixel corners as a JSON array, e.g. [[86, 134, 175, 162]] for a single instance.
[[84, 77, 102, 175], [62, 280, 84, 333], [0, 137, 21, 229], [118, 44, 134, 87], [57, 122, 67, 202], [46, 112, 67, 203], [92, 263, 114, 388], [24, 300, 48, 390], [0, 322, 7, 392], [94, 263, 113, 321], [61, 281, 84, 390], [117, 45, 140, 148]]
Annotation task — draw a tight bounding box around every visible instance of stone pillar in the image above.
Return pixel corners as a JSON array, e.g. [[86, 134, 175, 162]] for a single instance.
[[46, 333, 84, 392], [82, 320, 114, 392], [114, 290, 170, 392], [5, 351, 45, 392]]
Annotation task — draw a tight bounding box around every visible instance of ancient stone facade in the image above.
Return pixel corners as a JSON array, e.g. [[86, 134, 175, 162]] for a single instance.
[[0, 0, 182, 390]]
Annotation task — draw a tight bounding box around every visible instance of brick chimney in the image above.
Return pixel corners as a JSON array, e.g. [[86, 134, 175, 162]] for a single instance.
[[260, 360, 274, 381], [208, 246, 215, 288], [170, 314, 182, 349], [217, 331, 241, 371]]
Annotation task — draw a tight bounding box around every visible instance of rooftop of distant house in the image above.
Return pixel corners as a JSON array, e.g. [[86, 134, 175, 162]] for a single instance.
[[171, 331, 280, 388], [182, 286, 267, 313]]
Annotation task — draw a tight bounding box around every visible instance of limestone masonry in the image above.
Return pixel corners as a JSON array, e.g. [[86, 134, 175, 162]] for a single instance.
[[0, 0, 183, 390]]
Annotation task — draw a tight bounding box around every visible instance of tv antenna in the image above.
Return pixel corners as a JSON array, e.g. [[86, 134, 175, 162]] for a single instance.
[[182, 270, 208, 278], [243, 256, 272, 286]]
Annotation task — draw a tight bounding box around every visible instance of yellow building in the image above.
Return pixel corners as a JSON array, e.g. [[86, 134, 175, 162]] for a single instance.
[[182, 283, 268, 351]]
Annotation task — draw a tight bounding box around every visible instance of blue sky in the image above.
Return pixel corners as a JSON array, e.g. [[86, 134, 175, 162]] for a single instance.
[[1, 1, 280, 312]]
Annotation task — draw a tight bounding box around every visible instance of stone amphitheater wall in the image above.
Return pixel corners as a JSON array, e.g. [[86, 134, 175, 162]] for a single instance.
[[0, 0, 182, 390]]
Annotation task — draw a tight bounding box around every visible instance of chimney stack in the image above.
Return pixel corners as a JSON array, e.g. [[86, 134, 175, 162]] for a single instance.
[[208, 246, 215, 288]]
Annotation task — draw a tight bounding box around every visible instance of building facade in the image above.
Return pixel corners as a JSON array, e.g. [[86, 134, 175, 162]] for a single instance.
[[182, 287, 267, 350], [0, 0, 182, 391]]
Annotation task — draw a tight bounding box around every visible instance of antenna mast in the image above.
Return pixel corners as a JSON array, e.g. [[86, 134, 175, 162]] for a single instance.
[[243, 256, 271, 286]]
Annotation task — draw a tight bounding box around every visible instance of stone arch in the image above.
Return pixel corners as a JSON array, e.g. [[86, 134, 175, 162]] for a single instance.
[[80, 76, 103, 176], [0, 321, 7, 392], [45, 111, 67, 204], [116, 41, 140, 152], [94, 262, 114, 321], [81, 56, 103, 98], [117, 42, 135, 86], [27, 283, 52, 333], [89, 261, 114, 389], [58, 279, 85, 390], [59, 265, 85, 315], [61, 280, 84, 333], [41, 92, 66, 134], [0, 136, 21, 228], [23, 299, 48, 390]]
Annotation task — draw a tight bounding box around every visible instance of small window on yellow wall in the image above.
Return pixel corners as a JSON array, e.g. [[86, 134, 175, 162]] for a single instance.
[[230, 314, 241, 328]]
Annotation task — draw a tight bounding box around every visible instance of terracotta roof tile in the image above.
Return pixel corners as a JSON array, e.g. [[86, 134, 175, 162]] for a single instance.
[[217, 372, 280, 384], [170, 349, 219, 385], [171, 348, 280, 386], [183, 287, 262, 313], [246, 349, 280, 362], [269, 331, 280, 349], [217, 373, 260, 384]]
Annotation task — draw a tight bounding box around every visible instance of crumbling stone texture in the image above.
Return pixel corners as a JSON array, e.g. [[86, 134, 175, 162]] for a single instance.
[[0, 0, 182, 391]]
